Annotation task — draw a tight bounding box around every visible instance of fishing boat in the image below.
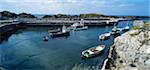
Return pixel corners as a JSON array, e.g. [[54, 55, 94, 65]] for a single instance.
[[48, 28, 61, 33], [73, 25, 88, 31], [43, 36, 48, 41], [81, 45, 105, 58], [99, 33, 111, 40], [51, 26, 70, 37], [69, 19, 88, 31], [68, 23, 88, 31]]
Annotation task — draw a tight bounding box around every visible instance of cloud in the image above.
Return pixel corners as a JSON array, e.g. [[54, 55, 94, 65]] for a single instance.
[[0, 0, 149, 16], [5, 0, 59, 3], [119, 4, 134, 7]]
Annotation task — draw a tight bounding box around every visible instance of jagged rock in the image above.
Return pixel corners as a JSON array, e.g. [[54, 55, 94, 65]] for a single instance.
[[102, 25, 150, 70]]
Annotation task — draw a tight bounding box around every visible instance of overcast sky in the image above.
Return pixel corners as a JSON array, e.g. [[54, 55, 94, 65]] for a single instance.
[[0, 0, 149, 16]]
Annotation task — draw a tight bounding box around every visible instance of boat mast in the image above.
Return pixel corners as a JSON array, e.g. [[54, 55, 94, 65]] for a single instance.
[[80, 19, 84, 26], [62, 25, 66, 32]]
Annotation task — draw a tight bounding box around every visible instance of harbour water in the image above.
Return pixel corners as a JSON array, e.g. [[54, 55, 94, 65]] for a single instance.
[[0, 20, 143, 70]]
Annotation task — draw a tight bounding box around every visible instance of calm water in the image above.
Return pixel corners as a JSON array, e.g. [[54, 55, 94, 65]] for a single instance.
[[0, 20, 138, 70]]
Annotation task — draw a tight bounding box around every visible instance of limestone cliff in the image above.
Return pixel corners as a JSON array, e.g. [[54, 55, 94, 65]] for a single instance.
[[102, 22, 150, 70]]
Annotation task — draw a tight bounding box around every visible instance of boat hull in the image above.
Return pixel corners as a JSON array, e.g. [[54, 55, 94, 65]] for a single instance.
[[99, 33, 111, 40], [73, 26, 88, 31], [51, 31, 70, 38], [110, 30, 120, 35], [48, 28, 61, 33], [99, 36, 110, 40], [81, 45, 105, 59], [81, 50, 104, 59]]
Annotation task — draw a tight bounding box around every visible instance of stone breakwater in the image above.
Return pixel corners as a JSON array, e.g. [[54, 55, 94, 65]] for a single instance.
[[102, 29, 150, 70]]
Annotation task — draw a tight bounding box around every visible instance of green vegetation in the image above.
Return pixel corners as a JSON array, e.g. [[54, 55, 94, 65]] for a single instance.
[[130, 31, 140, 37], [0, 11, 17, 18], [1, 10, 149, 19], [43, 14, 79, 18], [143, 23, 150, 29], [131, 22, 150, 36], [43, 14, 72, 18], [56, 14, 69, 18], [0, 11, 36, 19], [124, 16, 136, 19], [132, 22, 150, 30], [132, 26, 142, 30], [79, 13, 104, 18], [43, 15, 53, 18], [18, 13, 36, 18], [43, 13, 105, 18]]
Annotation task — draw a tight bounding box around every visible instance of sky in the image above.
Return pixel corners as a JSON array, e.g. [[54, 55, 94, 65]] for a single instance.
[[0, 0, 149, 16]]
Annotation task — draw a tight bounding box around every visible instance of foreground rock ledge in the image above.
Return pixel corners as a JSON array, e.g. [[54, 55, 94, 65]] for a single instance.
[[102, 29, 150, 70]]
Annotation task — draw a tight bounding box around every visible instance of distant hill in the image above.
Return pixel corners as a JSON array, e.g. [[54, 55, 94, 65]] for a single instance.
[[0, 11, 149, 19], [0, 11, 17, 19], [0, 11, 36, 19], [18, 13, 36, 18], [43, 13, 107, 18]]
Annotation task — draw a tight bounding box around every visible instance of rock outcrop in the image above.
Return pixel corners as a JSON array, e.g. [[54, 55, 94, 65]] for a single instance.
[[18, 13, 36, 18], [102, 22, 150, 70], [0, 11, 17, 19]]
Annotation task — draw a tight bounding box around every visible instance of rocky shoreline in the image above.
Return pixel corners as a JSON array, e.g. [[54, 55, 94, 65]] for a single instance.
[[101, 23, 150, 70]]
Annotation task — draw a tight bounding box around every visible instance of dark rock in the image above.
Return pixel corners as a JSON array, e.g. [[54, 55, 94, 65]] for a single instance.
[[130, 64, 137, 67], [18, 13, 36, 18], [0, 11, 17, 19]]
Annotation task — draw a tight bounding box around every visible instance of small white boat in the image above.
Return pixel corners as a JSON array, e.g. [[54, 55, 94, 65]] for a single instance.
[[112, 26, 119, 31], [111, 26, 121, 35], [81, 45, 105, 58], [69, 19, 88, 31], [43, 36, 48, 41], [99, 33, 111, 40], [110, 30, 120, 35]]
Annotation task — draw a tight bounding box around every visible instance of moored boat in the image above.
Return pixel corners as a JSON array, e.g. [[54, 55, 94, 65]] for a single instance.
[[43, 36, 49, 41], [99, 33, 111, 40], [69, 19, 88, 31], [110, 26, 121, 35], [51, 26, 70, 37], [48, 28, 61, 33], [51, 31, 70, 37], [110, 30, 120, 35], [73, 25, 88, 31], [81, 45, 105, 58]]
